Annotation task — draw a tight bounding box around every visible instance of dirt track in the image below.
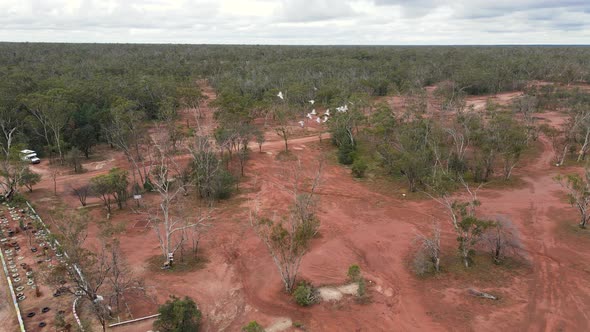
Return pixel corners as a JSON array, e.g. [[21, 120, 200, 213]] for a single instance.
[[22, 87, 590, 331]]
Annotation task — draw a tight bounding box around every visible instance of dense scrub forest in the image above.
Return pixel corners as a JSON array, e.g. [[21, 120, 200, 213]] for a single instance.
[[1, 43, 589, 198], [5, 44, 590, 332]]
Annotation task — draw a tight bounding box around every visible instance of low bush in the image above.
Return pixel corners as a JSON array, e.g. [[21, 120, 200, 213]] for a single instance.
[[213, 169, 236, 200], [356, 277, 370, 304], [293, 281, 318, 307], [154, 296, 201, 332], [242, 321, 264, 332], [292, 321, 305, 329], [412, 250, 436, 276], [351, 158, 368, 178], [337, 142, 356, 165], [347, 264, 361, 282]]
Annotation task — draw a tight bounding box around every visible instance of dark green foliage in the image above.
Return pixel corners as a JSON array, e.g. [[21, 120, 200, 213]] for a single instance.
[[450, 199, 494, 267], [1, 43, 587, 200], [89, 167, 129, 213], [190, 151, 235, 201], [18, 168, 41, 192], [337, 142, 356, 165], [242, 321, 264, 332], [329, 105, 365, 166], [375, 117, 436, 192], [356, 277, 369, 304], [212, 168, 236, 200], [293, 281, 318, 307], [347, 264, 361, 282], [154, 296, 202, 332], [351, 158, 368, 178], [457, 215, 494, 265], [143, 177, 154, 192], [71, 124, 98, 159]]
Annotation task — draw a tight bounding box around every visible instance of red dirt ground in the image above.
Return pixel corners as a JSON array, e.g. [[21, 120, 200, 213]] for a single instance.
[[19, 84, 590, 331]]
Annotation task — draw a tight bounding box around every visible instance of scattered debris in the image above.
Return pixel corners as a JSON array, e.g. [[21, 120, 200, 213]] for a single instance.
[[468, 288, 498, 300]]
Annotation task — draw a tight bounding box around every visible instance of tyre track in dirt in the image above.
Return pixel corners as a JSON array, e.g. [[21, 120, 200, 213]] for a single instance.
[[476, 132, 590, 331]]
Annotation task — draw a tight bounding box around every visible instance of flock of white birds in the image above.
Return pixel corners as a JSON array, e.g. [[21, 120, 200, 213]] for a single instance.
[[277, 91, 349, 128]]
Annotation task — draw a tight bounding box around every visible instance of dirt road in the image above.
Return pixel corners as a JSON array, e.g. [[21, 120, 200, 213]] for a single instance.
[[23, 87, 590, 331]]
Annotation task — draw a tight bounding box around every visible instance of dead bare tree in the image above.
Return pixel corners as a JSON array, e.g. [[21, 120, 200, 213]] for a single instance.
[[481, 215, 523, 264], [413, 221, 441, 274], [50, 165, 59, 195], [149, 141, 207, 267], [106, 240, 145, 318], [251, 160, 323, 293], [70, 183, 91, 207]]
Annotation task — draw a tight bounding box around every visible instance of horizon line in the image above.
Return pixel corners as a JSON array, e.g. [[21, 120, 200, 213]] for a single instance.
[[1, 41, 589, 47]]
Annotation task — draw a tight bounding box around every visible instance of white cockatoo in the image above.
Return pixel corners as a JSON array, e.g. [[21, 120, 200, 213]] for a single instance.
[[311, 109, 317, 115], [298, 120, 305, 127], [306, 113, 313, 119], [324, 109, 330, 116], [309, 100, 315, 105], [277, 91, 284, 100], [316, 117, 321, 124]]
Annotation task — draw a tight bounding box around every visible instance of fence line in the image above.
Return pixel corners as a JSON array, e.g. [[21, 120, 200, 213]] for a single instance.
[[26, 202, 85, 331], [0, 208, 26, 332], [0, 249, 26, 331]]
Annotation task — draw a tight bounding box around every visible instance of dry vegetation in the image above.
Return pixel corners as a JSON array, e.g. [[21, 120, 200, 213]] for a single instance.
[[1, 44, 590, 331]]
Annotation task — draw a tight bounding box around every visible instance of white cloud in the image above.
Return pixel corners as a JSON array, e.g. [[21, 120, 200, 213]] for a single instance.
[[0, 0, 588, 44]]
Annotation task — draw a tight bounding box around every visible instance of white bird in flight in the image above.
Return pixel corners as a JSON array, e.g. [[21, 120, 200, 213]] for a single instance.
[[298, 120, 305, 127], [309, 100, 315, 105], [322, 116, 328, 123], [277, 91, 284, 100], [316, 117, 321, 124], [324, 109, 330, 116], [311, 109, 317, 115], [306, 113, 313, 119]]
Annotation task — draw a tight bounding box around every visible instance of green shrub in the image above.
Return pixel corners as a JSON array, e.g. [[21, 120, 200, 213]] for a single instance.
[[337, 142, 356, 165], [9, 193, 27, 205], [154, 296, 201, 332], [356, 277, 370, 304], [213, 169, 236, 200], [293, 281, 318, 307], [292, 321, 305, 329], [143, 177, 154, 192], [351, 158, 368, 178], [347, 264, 361, 282], [242, 321, 264, 332]]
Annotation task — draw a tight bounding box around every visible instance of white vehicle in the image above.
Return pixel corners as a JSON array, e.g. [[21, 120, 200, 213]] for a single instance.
[[20, 149, 41, 164]]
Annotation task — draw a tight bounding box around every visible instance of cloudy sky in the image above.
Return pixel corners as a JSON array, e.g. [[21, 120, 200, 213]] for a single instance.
[[1, 0, 589, 44]]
